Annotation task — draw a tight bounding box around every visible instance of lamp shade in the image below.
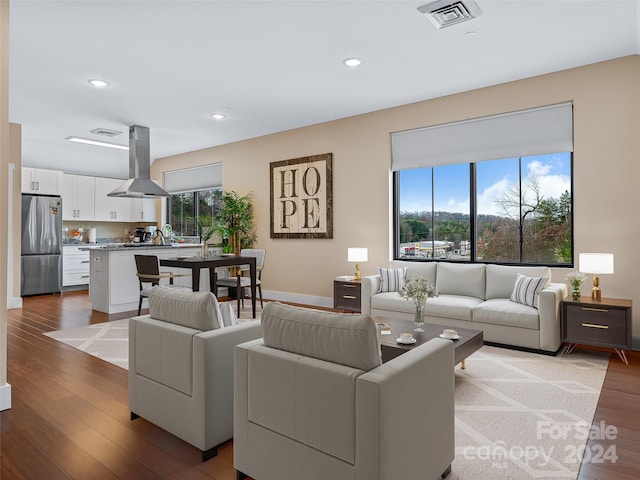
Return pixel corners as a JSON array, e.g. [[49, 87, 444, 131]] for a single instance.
[[579, 253, 614, 274], [348, 247, 368, 263]]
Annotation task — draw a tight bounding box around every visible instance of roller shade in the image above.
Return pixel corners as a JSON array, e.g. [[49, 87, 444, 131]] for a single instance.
[[391, 102, 573, 171], [163, 163, 222, 193]]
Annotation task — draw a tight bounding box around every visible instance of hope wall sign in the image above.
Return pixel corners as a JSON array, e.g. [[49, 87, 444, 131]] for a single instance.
[[270, 153, 333, 239]]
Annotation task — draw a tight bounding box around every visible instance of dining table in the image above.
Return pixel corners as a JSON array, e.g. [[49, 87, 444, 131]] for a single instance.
[[159, 254, 257, 318]]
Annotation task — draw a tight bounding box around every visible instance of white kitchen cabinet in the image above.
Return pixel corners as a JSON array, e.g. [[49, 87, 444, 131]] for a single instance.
[[62, 174, 95, 221], [62, 246, 90, 287], [87, 245, 207, 313], [130, 198, 158, 223], [94, 177, 131, 222], [21, 167, 63, 195]]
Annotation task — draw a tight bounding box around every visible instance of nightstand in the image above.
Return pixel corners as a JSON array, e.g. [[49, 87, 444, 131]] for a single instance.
[[333, 279, 362, 313], [561, 296, 632, 364]]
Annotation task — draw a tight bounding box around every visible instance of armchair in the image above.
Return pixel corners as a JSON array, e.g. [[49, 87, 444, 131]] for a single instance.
[[234, 302, 455, 480], [129, 285, 262, 461]]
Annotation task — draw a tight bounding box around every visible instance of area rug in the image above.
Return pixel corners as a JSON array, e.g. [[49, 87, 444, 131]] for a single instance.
[[449, 346, 609, 480], [44, 319, 607, 479], [43, 303, 262, 370]]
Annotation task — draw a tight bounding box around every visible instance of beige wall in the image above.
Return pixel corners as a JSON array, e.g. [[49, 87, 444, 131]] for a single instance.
[[152, 55, 640, 331]]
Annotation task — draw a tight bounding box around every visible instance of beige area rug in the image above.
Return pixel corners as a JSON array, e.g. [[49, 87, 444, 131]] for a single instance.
[[43, 303, 262, 370], [45, 317, 607, 479], [450, 346, 609, 479]]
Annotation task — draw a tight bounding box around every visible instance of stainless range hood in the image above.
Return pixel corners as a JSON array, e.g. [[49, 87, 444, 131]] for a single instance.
[[108, 125, 170, 198]]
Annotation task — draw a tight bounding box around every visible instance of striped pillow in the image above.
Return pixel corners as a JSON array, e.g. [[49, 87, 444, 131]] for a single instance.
[[510, 273, 548, 308], [377, 267, 408, 293]]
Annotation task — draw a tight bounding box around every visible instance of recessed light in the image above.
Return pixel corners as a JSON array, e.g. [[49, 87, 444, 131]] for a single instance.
[[211, 113, 226, 120], [88, 79, 110, 88], [343, 58, 363, 68], [66, 136, 128, 150]]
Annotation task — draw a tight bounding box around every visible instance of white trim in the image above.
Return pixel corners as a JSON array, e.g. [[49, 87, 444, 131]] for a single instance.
[[7, 163, 14, 309], [263, 290, 333, 309], [8, 296, 22, 309], [0, 383, 11, 411]]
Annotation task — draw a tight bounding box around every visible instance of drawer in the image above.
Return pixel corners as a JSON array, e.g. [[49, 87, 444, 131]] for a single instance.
[[334, 281, 361, 312], [564, 304, 629, 348], [63, 271, 90, 286], [64, 256, 91, 269]]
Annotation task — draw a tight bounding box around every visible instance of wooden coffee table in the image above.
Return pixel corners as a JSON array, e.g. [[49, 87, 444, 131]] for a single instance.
[[376, 316, 484, 368]]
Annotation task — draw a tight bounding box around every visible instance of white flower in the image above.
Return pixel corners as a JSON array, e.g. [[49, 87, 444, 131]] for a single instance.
[[399, 275, 438, 306], [565, 271, 586, 288]]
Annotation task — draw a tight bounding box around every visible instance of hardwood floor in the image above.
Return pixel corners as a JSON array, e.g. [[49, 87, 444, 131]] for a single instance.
[[2, 291, 639, 479]]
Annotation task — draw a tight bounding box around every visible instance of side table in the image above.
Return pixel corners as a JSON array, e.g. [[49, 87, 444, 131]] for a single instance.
[[333, 279, 361, 313], [561, 296, 632, 364]]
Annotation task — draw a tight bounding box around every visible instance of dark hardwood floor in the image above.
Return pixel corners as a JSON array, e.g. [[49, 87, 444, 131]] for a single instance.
[[1, 291, 639, 479]]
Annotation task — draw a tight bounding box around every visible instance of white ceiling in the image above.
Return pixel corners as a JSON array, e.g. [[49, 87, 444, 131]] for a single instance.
[[9, 0, 640, 179]]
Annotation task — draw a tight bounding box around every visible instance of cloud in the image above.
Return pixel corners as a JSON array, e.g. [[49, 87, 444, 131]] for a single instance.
[[527, 160, 551, 176], [477, 177, 510, 215]]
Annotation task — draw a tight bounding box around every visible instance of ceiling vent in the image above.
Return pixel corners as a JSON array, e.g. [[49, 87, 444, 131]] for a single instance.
[[417, 0, 482, 29], [90, 127, 123, 137]]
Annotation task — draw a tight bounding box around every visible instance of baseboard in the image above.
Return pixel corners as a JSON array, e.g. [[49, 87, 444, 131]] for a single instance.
[[7, 296, 22, 309], [483, 340, 562, 356], [263, 290, 332, 309], [0, 383, 11, 411]]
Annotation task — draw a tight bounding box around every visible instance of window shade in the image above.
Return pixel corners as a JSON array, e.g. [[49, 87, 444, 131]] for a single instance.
[[391, 102, 573, 171], [163, 163, 222, 193]]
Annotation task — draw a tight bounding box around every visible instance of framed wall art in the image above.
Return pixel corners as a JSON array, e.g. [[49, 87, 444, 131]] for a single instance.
[[270, 153, 333, 239]]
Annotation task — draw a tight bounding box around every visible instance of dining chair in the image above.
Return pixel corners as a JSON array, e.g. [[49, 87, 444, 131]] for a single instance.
[[134, 254, 191, 315], [216, 249, 265, 314]]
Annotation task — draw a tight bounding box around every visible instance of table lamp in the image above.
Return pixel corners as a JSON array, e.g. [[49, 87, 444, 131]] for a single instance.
[[579, 253, 614, 301], [348, 247, 368, 281]]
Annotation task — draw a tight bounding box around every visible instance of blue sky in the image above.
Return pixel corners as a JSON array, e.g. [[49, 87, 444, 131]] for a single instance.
[[399, 152, 571, 216]]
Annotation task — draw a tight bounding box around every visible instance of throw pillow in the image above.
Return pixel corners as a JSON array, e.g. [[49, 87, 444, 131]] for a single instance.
[[220, 301, 238, 327], [377, 266, 408, 293], [510, 273, 547, 308]]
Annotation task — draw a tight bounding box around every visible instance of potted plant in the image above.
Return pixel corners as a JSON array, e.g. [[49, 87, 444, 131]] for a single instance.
[[214, 190, 257, 255]]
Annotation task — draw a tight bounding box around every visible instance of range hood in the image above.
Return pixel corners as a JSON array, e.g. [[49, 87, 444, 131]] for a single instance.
[[108, 125, 170, 198]]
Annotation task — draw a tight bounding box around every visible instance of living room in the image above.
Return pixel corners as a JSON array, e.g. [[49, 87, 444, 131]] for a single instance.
[[2, 2, 640, 479]]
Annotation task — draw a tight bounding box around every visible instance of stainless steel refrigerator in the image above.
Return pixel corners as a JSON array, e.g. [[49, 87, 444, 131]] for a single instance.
[[21, 194, 63, 296]]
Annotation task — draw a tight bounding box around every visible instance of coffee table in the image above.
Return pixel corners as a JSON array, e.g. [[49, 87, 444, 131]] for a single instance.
[[375, 316, 484, 368]]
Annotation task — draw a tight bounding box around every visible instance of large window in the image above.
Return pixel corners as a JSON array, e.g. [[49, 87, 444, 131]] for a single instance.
[[396, 152, 572, 265], [164, 164, 222, 238], [167, 188, 222, 237]]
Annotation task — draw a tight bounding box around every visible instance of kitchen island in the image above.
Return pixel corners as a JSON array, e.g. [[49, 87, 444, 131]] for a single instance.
[[82, 244, 211, 314]]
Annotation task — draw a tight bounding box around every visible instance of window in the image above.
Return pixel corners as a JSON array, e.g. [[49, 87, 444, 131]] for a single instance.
[[396, 152, 572, 265], [398, 164, 470, 260], [164, 163, 222, 239], [167, 188, 222, 237]]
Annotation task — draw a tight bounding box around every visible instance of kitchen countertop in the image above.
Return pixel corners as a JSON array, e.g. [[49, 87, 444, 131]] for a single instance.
[[78, 243, 204, 251]]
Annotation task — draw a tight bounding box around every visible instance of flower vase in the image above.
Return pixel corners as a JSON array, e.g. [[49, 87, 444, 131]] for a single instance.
[[572, 287, 580, 300], [414, 302, 425, 332], [201, 242, 208, 257]]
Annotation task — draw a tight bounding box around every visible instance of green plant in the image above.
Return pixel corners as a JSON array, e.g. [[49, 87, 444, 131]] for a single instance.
[[213, 191, 256, 255], [195, 217, 217, 244]]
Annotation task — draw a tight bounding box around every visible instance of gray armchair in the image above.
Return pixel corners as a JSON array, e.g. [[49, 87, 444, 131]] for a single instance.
[[234, 302, 455, 480], [129, 285, 262, 461]]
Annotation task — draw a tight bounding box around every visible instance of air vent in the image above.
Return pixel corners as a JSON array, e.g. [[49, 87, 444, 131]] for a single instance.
[[417, 0, 482, 29], [90, 127, 123, 137]]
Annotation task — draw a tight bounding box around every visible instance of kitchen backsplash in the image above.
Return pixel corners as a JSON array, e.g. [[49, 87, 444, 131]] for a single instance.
[[62, 221, 156, 244]]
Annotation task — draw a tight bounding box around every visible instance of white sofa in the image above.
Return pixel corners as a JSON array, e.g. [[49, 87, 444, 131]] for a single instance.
[[362, 261, 567, 353], [129, 286, 262, 461], [234, 302, 455, 480]]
